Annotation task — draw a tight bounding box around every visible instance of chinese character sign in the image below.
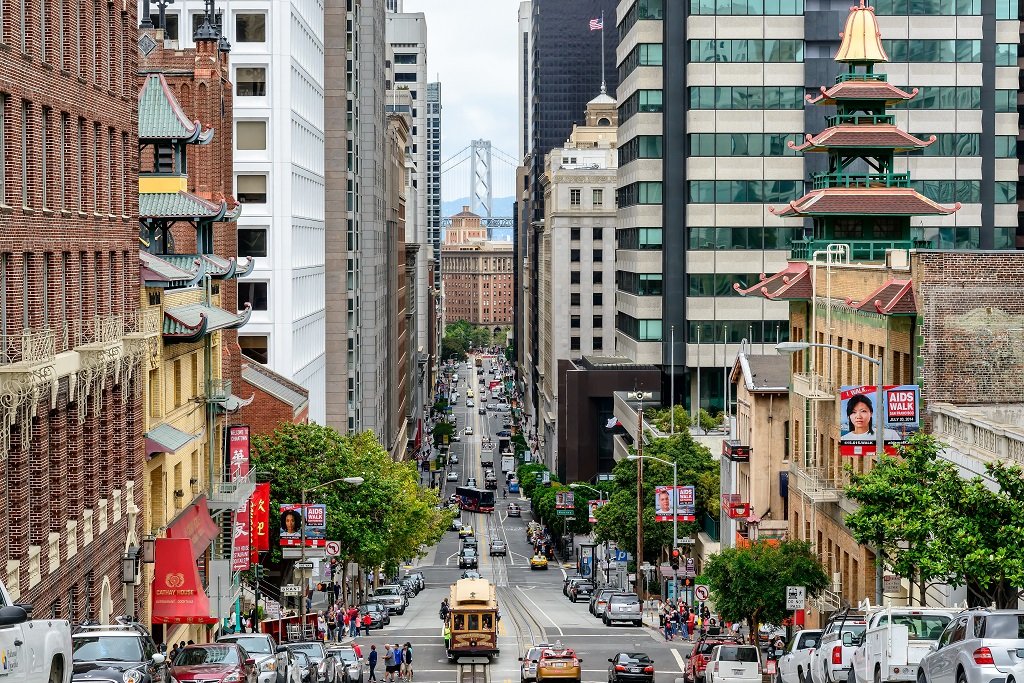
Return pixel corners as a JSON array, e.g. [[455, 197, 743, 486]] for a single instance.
[[231, 500, 251, 572], [228, 425, 250, 480], [251, 483, 270, 553], [279, 503, 328, 547], [839, 385, 919, 456]]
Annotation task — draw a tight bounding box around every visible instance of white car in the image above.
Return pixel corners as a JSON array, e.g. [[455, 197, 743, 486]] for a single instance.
[[447, 471, 459, 481], [466, 400, 474, 407], [850, 608, 954, 683], [465, 426, 474, 435], [810, 613, 868, 683], [779, 630, 823, 683], [707, 644, 763, 683], [486, 403, 497, 410]]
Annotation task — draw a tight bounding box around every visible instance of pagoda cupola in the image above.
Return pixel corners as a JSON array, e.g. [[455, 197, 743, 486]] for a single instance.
[[771, 0, 958, 261]]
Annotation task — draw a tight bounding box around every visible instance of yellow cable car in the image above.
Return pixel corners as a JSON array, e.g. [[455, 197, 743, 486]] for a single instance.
[[445, 578, 499, 661]]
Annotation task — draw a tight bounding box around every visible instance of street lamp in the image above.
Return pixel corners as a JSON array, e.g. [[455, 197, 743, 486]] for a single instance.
[[627, 453, 679, 603], [299, 477, 364, 630], [569, 482, 605, 502], [776, 340, 884, 605]]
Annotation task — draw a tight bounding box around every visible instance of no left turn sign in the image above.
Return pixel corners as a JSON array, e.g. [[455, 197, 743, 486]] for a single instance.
[[325, 540, 341, 556], [694, 584, 710, 601]]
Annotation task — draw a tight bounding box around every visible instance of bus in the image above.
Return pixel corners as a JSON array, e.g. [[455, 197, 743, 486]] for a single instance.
[[455, 486, 495, 513], [445, 578, 499, 661]]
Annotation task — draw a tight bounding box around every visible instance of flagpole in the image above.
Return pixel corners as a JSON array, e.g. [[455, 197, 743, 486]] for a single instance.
[[600, 11, 606, 92]]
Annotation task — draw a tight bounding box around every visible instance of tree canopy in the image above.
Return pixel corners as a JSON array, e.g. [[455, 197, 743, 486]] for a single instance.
[[703, 540, 829, 637], [251, 423, 452, 572]]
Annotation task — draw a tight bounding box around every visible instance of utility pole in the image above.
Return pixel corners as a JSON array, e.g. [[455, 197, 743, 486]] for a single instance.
[[635, 396, 644, 598]]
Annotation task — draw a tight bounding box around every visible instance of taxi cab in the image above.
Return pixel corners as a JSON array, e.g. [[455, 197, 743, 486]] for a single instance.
[[536, 644, 582, 682], [530, 554, 549, 570], [467, 389, 474, 398], [459, 525, 474, 538]]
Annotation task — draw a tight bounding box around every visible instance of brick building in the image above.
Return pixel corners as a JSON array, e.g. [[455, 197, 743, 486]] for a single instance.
[[0, 0, 144, 619], [441, 207, 515, 326]]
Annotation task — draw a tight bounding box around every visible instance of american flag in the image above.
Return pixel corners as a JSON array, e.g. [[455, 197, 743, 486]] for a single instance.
[[589, 16, 603, 30]]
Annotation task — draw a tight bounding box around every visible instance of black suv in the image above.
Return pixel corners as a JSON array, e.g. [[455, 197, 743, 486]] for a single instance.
[[458, 548, 479, 568], [72, 622, 169, 683]]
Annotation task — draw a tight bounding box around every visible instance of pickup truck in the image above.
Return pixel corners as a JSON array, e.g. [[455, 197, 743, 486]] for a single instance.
[[850, 608, 956, 683], [778, 629, 823, 683], [810, 611, 868, 683], [0, 578, 72, 682]]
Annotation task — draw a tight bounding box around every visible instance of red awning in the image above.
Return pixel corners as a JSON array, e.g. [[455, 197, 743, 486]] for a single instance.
[[151, 538, 217, 624], [166, 495, 220, 557]]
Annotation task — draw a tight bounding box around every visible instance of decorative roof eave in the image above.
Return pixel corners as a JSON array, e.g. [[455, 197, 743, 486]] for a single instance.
[[163, 311, 209, 343], [234, 256, 256, 278], [770, 188, 961, 218], [215, 393, 257, 413], [807, 82, 918, 106], [223, 200, 242, 222], [734, 261, 813, 300], [140, 251, 207, 288], [163, 303, 252, 343], [138, 73, 212, 142], [139, 191, 229, 221], [846, 279, 918, 315], [789, 126, 936, 153]]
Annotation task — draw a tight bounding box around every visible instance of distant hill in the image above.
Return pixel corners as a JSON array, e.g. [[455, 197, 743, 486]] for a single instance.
[[442, 196, 515, 218]]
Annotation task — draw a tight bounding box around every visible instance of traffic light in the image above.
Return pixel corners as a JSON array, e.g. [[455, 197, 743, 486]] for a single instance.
[[683, 577, 693, 588], [670, 548, 681, 570]]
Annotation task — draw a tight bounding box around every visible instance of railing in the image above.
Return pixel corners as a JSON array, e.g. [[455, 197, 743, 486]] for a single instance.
[[792, 371, 834, 399], [208, 471, 256, 511], [792, 464, 842, 503], [931, 403, 1024, 467], [701, 512, 721, 541], [791, 238, 914, 262], [825, 113, 895, 126], [812, 172, 910, 190], [0, 328, 56, 365], [206, 379, 233, 402], [835, 72, 888, 83]]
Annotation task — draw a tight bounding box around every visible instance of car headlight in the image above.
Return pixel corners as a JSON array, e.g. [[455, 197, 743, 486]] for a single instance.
[[223, 673, 244, 683], [260, 658, 277, 672], [123, 670, 147, 683]]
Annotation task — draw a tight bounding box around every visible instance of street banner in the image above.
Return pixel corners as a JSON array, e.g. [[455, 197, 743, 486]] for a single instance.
[[231, 500, 251, 572], [588, 499, 608, 523], [839, 384, 919, 456], [251, 482, 271, 554], [676, 485, 696, 522], [555, 491, 575, 509], [228, 425, 250, 480], [655, 485, 696, 522], [279, 503, 327, 547]]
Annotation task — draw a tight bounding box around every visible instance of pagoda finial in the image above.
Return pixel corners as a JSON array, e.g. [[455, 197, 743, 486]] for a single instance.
[[834, 0, 888, 64]]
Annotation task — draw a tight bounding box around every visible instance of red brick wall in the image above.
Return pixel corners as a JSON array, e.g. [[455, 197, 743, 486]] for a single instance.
[[238, 365, 310, 436], [0, 0, 142, 620]]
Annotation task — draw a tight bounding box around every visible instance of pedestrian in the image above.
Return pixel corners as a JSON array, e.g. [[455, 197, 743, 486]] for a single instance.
[[664, 612, 673, 641], [342, 609, 351, 638], [350, 606, 360, 637], [336, 608, 344, 642], [368, 645, 379, 682], [363, 611, 372, 636], [402, 642, 413, 681], [327, 607, 336, 641], [383, 644, 395, 682]]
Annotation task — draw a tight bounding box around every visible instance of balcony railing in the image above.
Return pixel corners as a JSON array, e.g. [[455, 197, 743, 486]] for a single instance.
[[0, 328, 57, 365], [791, 464, 842, 503], [792, 372, 834, 400], [812, 172, 910, 190], [701, 512, 721, 541], [208, 471, 256, 512], [206, 379, 233, 402], [835, 72, 887, 83], [791, 238, 915, 262], [825, 113, 895, 127]]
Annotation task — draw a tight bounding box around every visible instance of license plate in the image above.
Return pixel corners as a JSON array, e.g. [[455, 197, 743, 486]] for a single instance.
[[554, 662, 566, 668], [629, 667, 642, 673], [733, 669, 745, 675]]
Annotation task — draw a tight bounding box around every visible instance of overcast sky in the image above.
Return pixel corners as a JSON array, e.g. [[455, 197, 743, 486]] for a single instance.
[[403, 0, 521, 172]]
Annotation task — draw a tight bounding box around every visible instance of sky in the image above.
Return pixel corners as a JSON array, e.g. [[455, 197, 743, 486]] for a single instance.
[[403, 0, 522, 199]]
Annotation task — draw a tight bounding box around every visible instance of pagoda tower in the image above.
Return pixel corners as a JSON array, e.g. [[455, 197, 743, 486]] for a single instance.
[[773, 0, 959, 260]]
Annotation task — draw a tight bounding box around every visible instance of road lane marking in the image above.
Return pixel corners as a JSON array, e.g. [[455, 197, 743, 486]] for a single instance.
[[515, 586, 564, 636], [672, 646, 687, 672]]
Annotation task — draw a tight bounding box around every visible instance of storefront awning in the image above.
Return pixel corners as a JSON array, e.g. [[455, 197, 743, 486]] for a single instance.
[[151, 538, 217, 625], [145, 423, 201, 457], [165, 495, 220, 558]]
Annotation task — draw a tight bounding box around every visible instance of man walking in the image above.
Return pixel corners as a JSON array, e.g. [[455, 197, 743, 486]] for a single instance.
[[349, 606, 360, 637], [383, 644, 397, 682], [367, 645, 378, 682]]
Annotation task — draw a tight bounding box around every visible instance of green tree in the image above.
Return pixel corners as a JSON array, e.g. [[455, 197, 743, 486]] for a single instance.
[[648, 405, 692, 433], [441, 336, 468, 361], [703, 541, 829, 638], [432, 420, 455, 447], [251, 424, 452, 571], [698, 408, 723, 434]]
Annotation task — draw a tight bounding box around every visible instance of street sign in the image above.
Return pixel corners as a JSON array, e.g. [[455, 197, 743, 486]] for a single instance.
[[882, 575, 902, 594], [614, 549, 629, 563], [295, 561, 314, 570], [281, 584, 302, 596], [679, 537, 695, 545], [324, 541, 341, 556], [694, 584, 710, 601], [786, 585, 806, 610]]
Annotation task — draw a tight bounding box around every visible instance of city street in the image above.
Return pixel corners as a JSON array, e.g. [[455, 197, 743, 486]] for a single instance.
[[349, 358, 691, 683]]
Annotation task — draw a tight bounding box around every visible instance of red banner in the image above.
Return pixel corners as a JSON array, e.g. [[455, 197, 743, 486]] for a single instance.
[[152, 538, 217, 624], [231, 500, 251, 572], [251, 482, 271, 553], [228, 425, 251, 480]]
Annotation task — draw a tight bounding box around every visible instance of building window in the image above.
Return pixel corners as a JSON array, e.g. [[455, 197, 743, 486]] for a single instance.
[[570, 337, 580, 350], [593, 227, 603, 240], [593, 271, 603, 284], [238, 281, 268, 311], [161, 13, 180, 40], [593, 315, 603, 328], [570, 271, 581, 284], [236, 67, 267, 97], [0, 97, 5, 204], [236, 120, 267, 150], [236, 174, 267, 203], [593, 188, 603, 208], [571, 315, 581, 328], [593, 249, 603, 262], [40, 108, 49, 208], [570, 188, 581, 206], [570, 249, 581, 262], [235, 13, 266, 42], [570, 228, 580, 241], [593, 337, 603, 350], [238, 227, 268, 257], [593, 293, 602, 305], [570, 293, 580, 306], [20, 101, 30, 208], [239, 335, 269, 363]]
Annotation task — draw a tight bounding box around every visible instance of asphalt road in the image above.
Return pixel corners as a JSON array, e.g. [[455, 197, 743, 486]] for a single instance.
[[344, 358, 693, 683]]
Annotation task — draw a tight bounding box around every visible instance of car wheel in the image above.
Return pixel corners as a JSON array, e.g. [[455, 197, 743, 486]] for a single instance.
[[633, 620, 643, 627], [956, 670, 968, 683], [874, 667, 882, 683]]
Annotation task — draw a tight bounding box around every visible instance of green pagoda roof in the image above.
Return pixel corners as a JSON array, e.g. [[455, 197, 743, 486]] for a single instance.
[[139, 74, 214, 143], [140, 251, 206, 287], [140, 191, 230, 221], [158, 253, 255, 280], [163, 302, 252, 343]]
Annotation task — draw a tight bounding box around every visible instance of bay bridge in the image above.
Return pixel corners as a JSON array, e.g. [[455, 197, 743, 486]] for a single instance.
[[439, 139, 519, 232]]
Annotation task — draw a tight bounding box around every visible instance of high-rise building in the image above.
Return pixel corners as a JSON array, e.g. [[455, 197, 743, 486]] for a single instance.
[[427, 82, 443, 288], [140, 0, 328, 422], [441, 209, 516, 326], [614, 0, 1020, 410], [537, 94, 620, 468], [517, 1, 533, 161]]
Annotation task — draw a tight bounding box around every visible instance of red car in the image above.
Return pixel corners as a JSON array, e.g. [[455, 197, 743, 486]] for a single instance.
[[685, 634, 745, 683], [171, 643, 258, 683]]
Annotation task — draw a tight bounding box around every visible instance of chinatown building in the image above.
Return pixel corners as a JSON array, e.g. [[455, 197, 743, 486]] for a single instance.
[[136, 6, 258, 641], [0, 1, 147, 620]]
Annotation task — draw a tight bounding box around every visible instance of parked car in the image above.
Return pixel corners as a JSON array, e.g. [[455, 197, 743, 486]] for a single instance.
[[372, 586, 408, 616], [706, 644, 762, 683], [605, 593, 643, 627], [326, 646, 363, 683], [72, 623, 165, 683], [609, 652, 656, 683], [917, 609, 1024, 683], [563, 576, 586, 597], [289, 650, 316, 683], [591, 589, 617, 617], [809, 611, 868, 683], [851, 608, 954, 683], [358, 602, 390, 629], [569, 581, 596, 603], [404, 571, 425, 591], [217, 633, 293, 683], [686, 633, 746, 683], [777, 630, 823, 683], [171, 643, 258, 683]]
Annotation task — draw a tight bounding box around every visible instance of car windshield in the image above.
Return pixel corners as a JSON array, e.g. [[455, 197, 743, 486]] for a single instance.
[[332, 648, 358, 664], [174, 646, 240, 666], [876, 615, 951, 640], [463, 549, 477, 557], [618, 653, 653, 664], [73, 636, 145, 662], [290, 644, 325, 662], [719, 647, 759, 662], [840, 625, 866, 638], [376, 587, 401, 596], [223, 637, 272, 654], [980, 615, 1024, 639], [698, 640, 737, 655]]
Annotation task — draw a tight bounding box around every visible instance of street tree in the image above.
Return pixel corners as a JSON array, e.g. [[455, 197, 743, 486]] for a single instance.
[[432, 420, 455, 447], [703, 541, 829, 639]]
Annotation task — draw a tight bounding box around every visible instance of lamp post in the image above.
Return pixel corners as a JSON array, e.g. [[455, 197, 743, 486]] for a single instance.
[[299, 477, 364, 630], [627, 454, 678, 604], [776, 340, 885, 605], [569, 482, 605, 502]]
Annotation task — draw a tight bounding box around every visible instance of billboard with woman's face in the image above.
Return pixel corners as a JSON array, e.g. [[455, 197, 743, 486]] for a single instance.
[[839, 385, 919, 456], [279, 503, 327, 546]]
